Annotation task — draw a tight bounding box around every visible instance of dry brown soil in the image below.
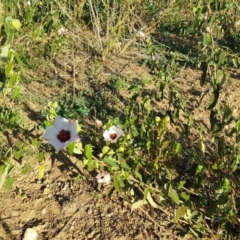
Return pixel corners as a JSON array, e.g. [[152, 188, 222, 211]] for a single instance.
[[0, 48, 240, 240]]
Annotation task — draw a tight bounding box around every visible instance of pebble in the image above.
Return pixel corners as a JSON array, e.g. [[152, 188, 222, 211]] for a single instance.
[[22, 228, 38, 240]]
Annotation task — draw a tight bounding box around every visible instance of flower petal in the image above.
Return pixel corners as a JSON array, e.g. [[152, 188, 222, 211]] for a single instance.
[[43, 126, 58, 140], [54, 116, 69, 131], [69, 134, 80, 142], [68, 120, 78, 135], [103, 130, 111, 141], [49, 139, 67, 152], [96, 172, 111, 185]]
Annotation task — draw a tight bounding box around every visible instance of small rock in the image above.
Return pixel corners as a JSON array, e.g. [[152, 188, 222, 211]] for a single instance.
[[23, 228, 38, 240], [87, 208, 92, 215], [41, 208, 47, 215]]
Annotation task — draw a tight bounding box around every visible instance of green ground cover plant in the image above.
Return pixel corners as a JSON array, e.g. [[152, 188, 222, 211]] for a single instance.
[[1, 0, 240, 239]]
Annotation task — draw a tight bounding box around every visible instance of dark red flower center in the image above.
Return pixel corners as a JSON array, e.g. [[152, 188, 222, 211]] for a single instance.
[[110, 133, 117, 140], [57, 130, 71, 142]]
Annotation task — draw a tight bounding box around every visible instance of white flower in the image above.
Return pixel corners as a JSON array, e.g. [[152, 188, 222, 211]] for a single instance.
[[44, 116, 80, 152], [96, 172, 111, 185], [26, 1, 31, 6], [103, 125, 124, 143]]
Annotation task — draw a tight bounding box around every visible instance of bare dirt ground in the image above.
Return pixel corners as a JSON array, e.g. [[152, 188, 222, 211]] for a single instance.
[[0, 48, 240, 240]]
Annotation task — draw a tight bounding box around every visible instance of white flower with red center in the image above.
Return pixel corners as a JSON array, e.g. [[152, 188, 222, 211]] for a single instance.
[[96, 172, 111, 185], [103, 125, 124, 143], [43, 116, 80, 152]]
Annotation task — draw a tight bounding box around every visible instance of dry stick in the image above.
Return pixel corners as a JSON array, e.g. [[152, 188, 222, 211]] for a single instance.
[[139, 206, 182, 240], [54, 199, 92, 238]]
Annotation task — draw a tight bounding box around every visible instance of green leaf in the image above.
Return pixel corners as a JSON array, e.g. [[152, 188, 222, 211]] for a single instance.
[[73, 142, 83, 154], [168, 184, 180, 205], [38, 152, 44, 162], [0, 45, 9, 62], [67, 142, 75, 155], [143, 96, 151, 115], [134, 165, 142, 182], [30, 138, 42, 147], [161, 140, 171, 150], [38, 163, 46, 180], [21, 163, 32, 174], [223, 105, 233, 124], [146, 192, 159, 208], [85, 144, 93, 161], [120, 160, 130, 170], [5, 61, 13, 76], [5, 177, 15, 191], [208, 87, 220, 110], [174, 206, 188, 221], [102, 146, 110, 154], [103, 157, 119, 169], [131, 200, 147, 211]]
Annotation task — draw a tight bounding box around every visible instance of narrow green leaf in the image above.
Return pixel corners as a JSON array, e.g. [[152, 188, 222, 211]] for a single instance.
[[147, 192, 159, 208], [208, 87, 220, 110], [161, 140, 171, 150], [38, 163, 45, 180], [131, 200, 147, 211], [168, 184, 180, 205]]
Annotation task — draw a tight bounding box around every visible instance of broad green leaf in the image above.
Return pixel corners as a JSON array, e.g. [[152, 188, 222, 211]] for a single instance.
[[103, 157, 119, 169], [168, 184, 180, 205], [131, 200, 147, 211], [102, 146, 110, 154], [38, 152, 44, 162], [67, 142, 75, 155], [30, 138, 42, 147], [5, 177, 15, 191], [174, 206, 188, 221], [85, 144, 93, 161], [87, 162, 95, 172], [73, 142, 83, 154], [0, 45, 9, 62], [147, 192, 159, 208]]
